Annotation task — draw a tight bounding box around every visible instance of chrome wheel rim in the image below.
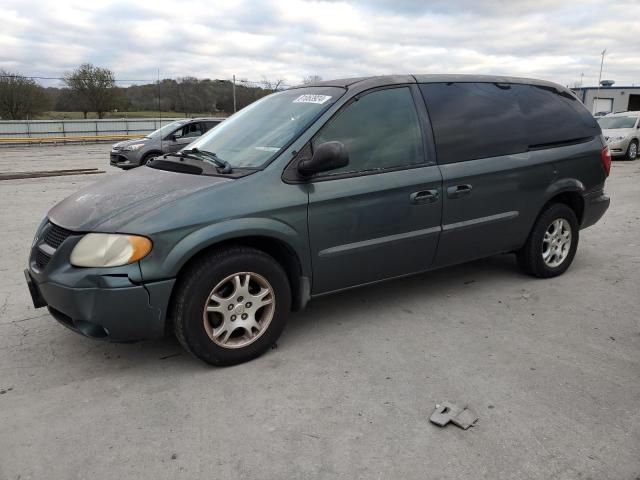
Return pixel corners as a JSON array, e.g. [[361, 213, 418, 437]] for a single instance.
[[542, 218, 572, 268], [202, 272, 275, 349], [630, 142, 637, 159]]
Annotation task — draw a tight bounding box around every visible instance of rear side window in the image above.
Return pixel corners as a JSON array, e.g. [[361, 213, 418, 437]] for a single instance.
[[204, 121, 220, 132], [419, 83, 526, 164], [511, 84, 599, 148], [312, 87, 424, 175]]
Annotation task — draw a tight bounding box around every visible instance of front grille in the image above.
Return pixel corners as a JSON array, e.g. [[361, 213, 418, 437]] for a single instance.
[[34, 222, 74, 270], [35, 249, 52, 269], [44, 223, 73, 249]]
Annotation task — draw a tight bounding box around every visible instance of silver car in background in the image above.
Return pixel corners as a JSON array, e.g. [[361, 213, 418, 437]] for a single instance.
[[110, 117, 224, 169], [597, 112, 640, 160]]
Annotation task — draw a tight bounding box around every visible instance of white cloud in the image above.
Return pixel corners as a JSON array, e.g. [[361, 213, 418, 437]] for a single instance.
[[1, 0, 638, 87]]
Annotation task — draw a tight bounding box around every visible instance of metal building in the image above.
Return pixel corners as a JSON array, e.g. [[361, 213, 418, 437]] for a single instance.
[[572, 80, 640, 115]]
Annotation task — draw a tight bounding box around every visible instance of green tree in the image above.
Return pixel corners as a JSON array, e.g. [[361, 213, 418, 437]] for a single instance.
[[63, 63, 117, 118], [0, 70, 50, 119]]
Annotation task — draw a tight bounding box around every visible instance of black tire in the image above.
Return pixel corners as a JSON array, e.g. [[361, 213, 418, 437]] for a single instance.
[[172, 246, 291, 366], [626, 140, 638, 161], [517, 203, 579, 278], [139, 152, 157, 167]]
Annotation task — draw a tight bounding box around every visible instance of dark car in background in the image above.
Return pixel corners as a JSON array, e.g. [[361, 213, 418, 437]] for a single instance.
[[109, 117, 224, 169], [26, 75, 610, 366]]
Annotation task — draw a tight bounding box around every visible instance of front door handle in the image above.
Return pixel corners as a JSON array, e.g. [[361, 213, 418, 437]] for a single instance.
[[410, 189, 439, 204], [446, 184, 473, 199]]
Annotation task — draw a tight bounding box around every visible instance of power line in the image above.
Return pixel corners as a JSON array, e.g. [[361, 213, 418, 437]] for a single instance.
[[0, 73, 294, 88], [0, 74, 155, 82]]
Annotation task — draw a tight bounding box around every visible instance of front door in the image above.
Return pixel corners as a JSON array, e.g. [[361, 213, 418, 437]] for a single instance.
[[165, 122, 204, 153], [306, 86, 442, 294]]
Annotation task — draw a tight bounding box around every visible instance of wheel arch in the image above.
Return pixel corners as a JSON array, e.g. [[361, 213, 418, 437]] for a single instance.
[[141, 150, 163, 161], [158, 219, 311, 326], [542, 180, 585, 225], [178, 235, 307, 308]]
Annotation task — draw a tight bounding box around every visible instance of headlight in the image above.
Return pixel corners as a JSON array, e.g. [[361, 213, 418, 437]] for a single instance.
[[70, 233, 152, 267], [122, 143, 145, 151], [609, 136, 625, 141]]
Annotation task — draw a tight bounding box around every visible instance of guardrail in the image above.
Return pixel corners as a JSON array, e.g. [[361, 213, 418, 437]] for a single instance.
[[0, 134, 145, 144], [0, 118, 182, 145]]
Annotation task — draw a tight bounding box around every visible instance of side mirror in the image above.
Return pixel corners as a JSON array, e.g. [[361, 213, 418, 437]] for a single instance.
[[167, 134, 177, 142], [298, 141, 349, 177]]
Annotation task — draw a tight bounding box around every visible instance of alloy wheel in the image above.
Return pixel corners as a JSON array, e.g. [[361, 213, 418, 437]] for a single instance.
[[202, 272, 275, 349], [542, 218, 572, 268]]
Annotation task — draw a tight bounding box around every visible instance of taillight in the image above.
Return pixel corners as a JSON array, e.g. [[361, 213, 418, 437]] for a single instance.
[[601, 145, 611, 177]]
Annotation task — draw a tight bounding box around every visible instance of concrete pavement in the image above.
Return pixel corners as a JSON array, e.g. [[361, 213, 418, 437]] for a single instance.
[[0, 144, 639, 479]]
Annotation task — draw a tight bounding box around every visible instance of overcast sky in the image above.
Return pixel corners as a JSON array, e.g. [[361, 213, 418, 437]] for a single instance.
[[2, 0, 639, 88]]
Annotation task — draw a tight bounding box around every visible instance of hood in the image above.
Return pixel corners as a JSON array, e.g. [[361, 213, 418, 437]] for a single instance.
[[113, 138, 148, 149], [602, 128, 634, 138], [48, 167, 232, 232]]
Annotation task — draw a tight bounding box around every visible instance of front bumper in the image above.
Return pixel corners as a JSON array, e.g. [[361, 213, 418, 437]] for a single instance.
[[581, 189, 610, 230], [606, 139, 629, 157], [26, 269, 174, 341], [110, 149, 141, 168], [26, 221, 175, 341]]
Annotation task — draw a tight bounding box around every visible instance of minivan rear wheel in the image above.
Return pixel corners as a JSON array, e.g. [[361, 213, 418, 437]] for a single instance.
[[517, 203, 579, 278], [172, 247, 291, 366]]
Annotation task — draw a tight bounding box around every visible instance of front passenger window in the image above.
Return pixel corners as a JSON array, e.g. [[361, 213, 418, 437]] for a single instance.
[[176, 123, 203, 139], [312, 87, 424, 175]]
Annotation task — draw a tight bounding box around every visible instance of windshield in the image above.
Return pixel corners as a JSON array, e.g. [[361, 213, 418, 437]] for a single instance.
[[146, 120, 187, 139], [188, 87, 345, 168], [597, 116, 638, 129]]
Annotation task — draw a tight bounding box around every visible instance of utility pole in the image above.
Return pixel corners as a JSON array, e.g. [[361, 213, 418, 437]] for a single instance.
[[158, 68, 163, 151], [593, 49, 606, 114], [232, 75, 237, 113]]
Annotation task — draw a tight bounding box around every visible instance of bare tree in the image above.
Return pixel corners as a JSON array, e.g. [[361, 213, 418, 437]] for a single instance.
[[261, 76, 286, 91], [0, 70, 50, 119], [302, 75, 323, 85], [64, 64, 117, 118]]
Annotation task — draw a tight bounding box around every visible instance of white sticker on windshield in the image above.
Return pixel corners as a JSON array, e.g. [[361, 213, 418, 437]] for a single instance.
[[254, 146, 281, 152], [293, 94, 332, 104]]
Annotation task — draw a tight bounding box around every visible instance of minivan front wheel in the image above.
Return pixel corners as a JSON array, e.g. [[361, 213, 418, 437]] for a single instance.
[[172, 247, 291, 366], [517, 203, 579, 278]]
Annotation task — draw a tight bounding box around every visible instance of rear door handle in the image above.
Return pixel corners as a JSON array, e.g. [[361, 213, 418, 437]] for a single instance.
[[410, 189, 439, 204], [446, 184, 473, 199]]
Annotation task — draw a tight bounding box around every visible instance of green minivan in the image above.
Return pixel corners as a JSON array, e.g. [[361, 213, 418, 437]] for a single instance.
[[25, 75, 611, 365]]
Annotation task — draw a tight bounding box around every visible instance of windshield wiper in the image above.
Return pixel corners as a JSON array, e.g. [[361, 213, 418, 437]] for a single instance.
[[180, 148, 233, 173]]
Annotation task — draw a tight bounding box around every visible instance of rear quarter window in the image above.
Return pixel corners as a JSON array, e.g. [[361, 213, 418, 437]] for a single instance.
[[419, 82, 526, 164], [511, 85, 599, 148]]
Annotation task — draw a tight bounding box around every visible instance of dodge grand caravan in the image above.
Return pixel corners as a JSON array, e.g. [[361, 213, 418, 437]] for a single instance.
[[25, 75, 610, 366]]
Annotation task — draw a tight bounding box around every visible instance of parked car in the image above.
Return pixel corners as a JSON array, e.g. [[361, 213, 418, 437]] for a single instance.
[[110, 117, 224, 169], [25, 75, 610, 366], [597, 112, 640, 160]]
